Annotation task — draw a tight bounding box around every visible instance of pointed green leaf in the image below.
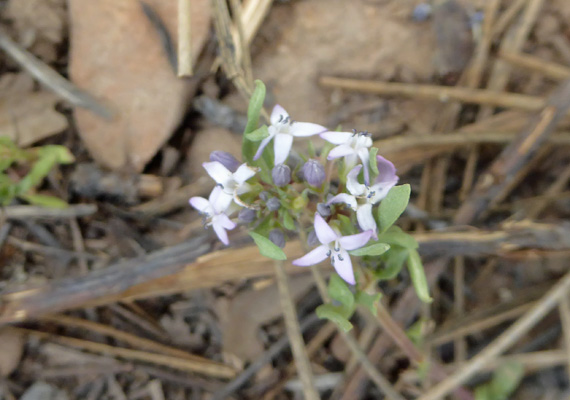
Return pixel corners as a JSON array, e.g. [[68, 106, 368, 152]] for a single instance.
[[249, 232, 287, 260], [316, 304, 353, 332], [378, 184, 411, 233], [243, 80, 266, 164], [355, 291, 381, 314], [407, 249, 432, 303], [376, 226, 418, 249], [245, 125, 269, 142], [282, 210, 295, 231], [20, 193, 68, 209], [376, 247, 408, 280], [489, 362, 524, 399], [328, 274, 354, 309], [349, 242, 390, 257]]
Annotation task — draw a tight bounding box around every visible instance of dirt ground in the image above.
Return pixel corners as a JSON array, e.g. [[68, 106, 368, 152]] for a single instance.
[[2, 0, 570, 399]]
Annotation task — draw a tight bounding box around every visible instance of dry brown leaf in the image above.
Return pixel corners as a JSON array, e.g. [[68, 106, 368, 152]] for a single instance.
[[0, 91, 68, 147], [0, 328, 24, 377], [68, 0, 211, 171]]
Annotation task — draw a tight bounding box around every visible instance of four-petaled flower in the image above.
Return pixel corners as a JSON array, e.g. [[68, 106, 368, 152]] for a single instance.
[[189, 186, 236, 245], [321, 129, 373, 184], [328, 157, 398, 235], [202, 161, 257, 210], [254, 105, 327, 165], [292, 214, 373, 285]]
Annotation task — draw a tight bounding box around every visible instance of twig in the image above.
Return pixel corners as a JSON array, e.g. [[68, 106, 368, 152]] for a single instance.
[[525, 163, 570, 219], [7, 236, 102, 262], [274, 261, 320, 400], [1, 204, 98, 219], [559, 295, 570, 375], [319, 76, 546, 111], [210, 313, 321, 400], [500, 51, 570, 81], [491, 0, 526, 40], [453, 256, 467, 363], [417, 269, 570, 400], [13, 327, 236, 378], [455, 79, 570, 224], [229, 0, 254, 87], [177, 0, 193, 76], [0, 30, 113, 119]]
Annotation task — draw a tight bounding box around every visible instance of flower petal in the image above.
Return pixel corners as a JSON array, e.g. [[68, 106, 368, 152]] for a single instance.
[[376, 155, 398, 183], [346, 165, 366, 196], [357, 147, 370, 185], [327, 193, 357, 210], [203, 161, 232, 187], [212, 222, 230, 245], [233, 164, 256, 184], [333, 249, 355, 285], [292, 244, 329, 266], [320, 131, 352, 145], [216, 213, 236, 230], [356, 204, 377, 233], [271, 104, 289, 125], [314, 213, 337, 244], [339, 230, 373, 251], [290, 122, 327, 137], [253, 134, 274, 161], [369, 180, 398, 204], [327, 144, 355, 160], [189, 196, 211, 214], [274, 133, 294, 165]]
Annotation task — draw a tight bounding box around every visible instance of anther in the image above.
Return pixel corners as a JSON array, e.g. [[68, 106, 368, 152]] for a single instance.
[[334, 245, 340, 252], [331, 256, 335, 266], [338, 254, 344, 261], [326, 250, 332, 257]]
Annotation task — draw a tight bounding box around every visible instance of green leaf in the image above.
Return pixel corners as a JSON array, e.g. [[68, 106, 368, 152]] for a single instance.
[[15, 153, 57, 195], [407, 249, 432, 303], [369, 147, 379, 175], [243, 80, 266, 164], [19, 193, 68, 209], [406, 319, 425, 347], [337, 214, 356, 236], [245, 125, 269, 142], [355, 291, 381, 314], [376, 226, 418, 249], [489, 362, 524, 399], [349, 242, 390, 257], [282, 210, 295, 231], [315, 304, 353, 332], [375, 247, 408, 280], [249, 232, 287, 260], [328, 274, 354, 309], [378, 184, 411, 233], [39, 145, 74, 164], [474, 385, 492, 400]]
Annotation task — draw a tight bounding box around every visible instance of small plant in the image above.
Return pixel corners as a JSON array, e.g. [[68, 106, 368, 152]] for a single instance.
[[189, 80, 431, 330], [0, 136, 74, 208]]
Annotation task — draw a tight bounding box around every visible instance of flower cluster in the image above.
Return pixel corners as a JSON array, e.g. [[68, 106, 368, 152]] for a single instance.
[[190, 100, 401, 286]]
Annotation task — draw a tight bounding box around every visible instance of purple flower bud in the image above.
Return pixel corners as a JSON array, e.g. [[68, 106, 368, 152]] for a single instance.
[[209, 151, 240, 172], [412, 3, 431, 21], [302, 159, 325, 186], [269, 229, 285, 248], [267, 197, 281, 211], [272, 164, 291, 187], [259, 191, 270, 201], [317, 202, 331, 217], [307, 229, 319, 247], [238, 208, 256, 223]]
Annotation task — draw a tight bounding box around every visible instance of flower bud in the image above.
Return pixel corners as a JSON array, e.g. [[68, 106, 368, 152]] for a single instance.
[[269, 229, 286, 248], [259, 191, 270, 201], [307, 229, 319, 247], [317, 202, 331, 217], [302, 159, 325, 186], [209, 151, 240, 172], [267, 197, 281, 211], [272, 164, 291, 187], [238, 208, 256, 223]]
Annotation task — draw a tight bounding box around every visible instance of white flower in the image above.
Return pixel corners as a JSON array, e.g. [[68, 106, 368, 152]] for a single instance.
[[292, 213, 373, 285], [189, 186, 236, 245], [321, 129, 373, 183], [254, 105, 327, 165], [328, 156, 398, 235], [202, 161, 257, 210]]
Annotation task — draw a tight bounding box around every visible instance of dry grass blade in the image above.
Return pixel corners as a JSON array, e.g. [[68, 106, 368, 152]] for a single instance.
[[2, 204, 98, 220], [177, 0, 193, 76], [500, 51, 570, 81]]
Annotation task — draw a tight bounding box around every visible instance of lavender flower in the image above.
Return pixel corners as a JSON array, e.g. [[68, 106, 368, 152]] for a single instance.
[[189, 186, 236, 245], [254, 105, 327, 165], [209, 151, 240, 172], [202, 161, 257, 210], [321, 129, 373, 183], [272, 164, 291, 187], [269, 229, 286, 248], [293, 214, 373, 284], [328, 156, 398, 235], [302, 159, 325, 187], [266, 197, 281, 211]]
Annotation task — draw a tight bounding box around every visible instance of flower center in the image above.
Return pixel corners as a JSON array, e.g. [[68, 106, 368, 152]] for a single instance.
[[326, 240, 344, 266], [275, 114, 293, 134]]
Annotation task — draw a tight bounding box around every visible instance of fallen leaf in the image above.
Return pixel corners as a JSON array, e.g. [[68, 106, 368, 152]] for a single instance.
[[68, 0, 211, 171], [0, 329, 24, 377], [20, 382, 69, 400], [0, 91, 67, 147]]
